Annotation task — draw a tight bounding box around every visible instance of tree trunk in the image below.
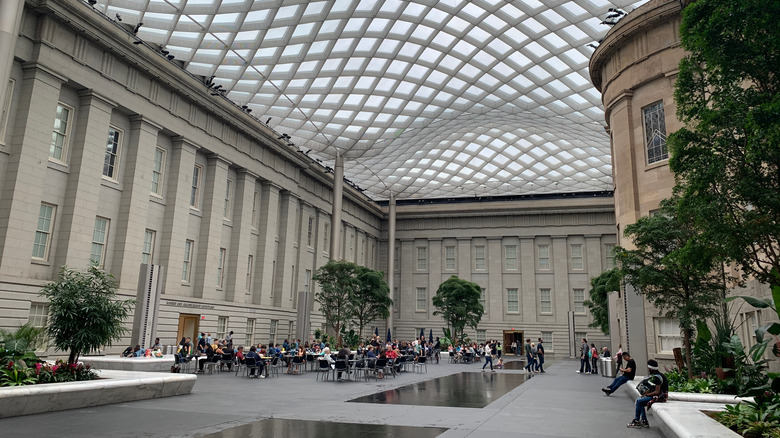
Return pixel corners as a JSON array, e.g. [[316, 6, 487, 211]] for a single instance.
[[684, 327, 693, 379], [68, 348, 78, 366]]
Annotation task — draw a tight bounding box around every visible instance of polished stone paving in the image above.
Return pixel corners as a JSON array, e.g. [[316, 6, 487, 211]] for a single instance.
[[0, 358, 664, 438], [349, 371, 528, 408], [196, 418, 447, 438]]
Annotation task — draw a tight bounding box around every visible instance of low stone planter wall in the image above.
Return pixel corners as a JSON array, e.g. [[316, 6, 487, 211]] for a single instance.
[[82, 354, 175, 373], [0, 370, 196, 418]]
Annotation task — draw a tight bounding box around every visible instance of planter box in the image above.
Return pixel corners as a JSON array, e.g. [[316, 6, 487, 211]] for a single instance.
[[0, 370, 195, 418]]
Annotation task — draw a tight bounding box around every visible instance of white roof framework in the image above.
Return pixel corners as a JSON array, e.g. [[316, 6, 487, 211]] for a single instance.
[[97, 0, 647, 201]]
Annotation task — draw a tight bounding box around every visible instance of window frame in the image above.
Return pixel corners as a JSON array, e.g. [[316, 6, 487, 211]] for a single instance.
[[90, 217, 110, 268], [416, 287, 427, 312], [142, 229, 155, 265], [504, 244, 518, 270], [540, 288, 552, 314], [246, 255, 253, 291], [102, 126, 122, 180], [474, 245, 486, 270], [444, 245, 456, 270], [0, 78, 13, 145], [506, 288, 519, 313], [28, 303, 49, 351], [643, 100, 668, 164], [538, 244, 550, 270], [269, 320, 278, 344], [223, 178, 233, 220], [416, 246, 428, 271], [49, 102, 74, 163], [217, 247, 226, 288], [182, 239, 194, 283], [32, 203, 56, 260], [573, 288, 585, 314], [251, 190, 260, 230], [541, 331, 553, 352], [654, 317, 683, 354], [307, 216, 313, 247], [570, 244, 583, 270], [190, 164, 203, 209], [151, 147, 166, 196], [216, 316, 228, 342], [245, 318, 256, 346]]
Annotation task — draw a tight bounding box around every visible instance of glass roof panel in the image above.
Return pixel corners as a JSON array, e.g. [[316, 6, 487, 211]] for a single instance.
[[107, 0, 648, 200]]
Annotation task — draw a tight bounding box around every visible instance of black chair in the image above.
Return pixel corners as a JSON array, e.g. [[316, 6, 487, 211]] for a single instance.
[[268, 356, 282, 377], [242, 357, 259, 378], [414, 355, 428, 373], [290, 355, 304, 374], [316, 359, 331, 381], [334, 360, 350, 381], [206, 355, 220, 374], [374, 358, 388, 379], [306, 354, 316, 372], [219, 353, 234, 372]]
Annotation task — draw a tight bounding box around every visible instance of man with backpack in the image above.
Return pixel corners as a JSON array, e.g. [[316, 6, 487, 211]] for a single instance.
[[535, 338, 545, 373], [627, 359, 668, 428]]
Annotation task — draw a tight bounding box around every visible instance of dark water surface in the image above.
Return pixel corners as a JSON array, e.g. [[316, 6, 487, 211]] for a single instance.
[[195, 419, 447, 438], [348, 371, 529, 408]]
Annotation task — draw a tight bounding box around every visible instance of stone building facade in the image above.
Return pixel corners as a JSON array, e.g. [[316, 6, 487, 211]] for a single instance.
[[0, 0, 614, 357]]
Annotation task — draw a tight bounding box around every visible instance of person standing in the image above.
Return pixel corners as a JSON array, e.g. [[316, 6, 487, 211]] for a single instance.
[[535, 338, 545, 373], [590, 343, 599, 375], [627, 360, 668, 428], [602, 352, 636, 395], [511, 340, 517, 355], [577, 338, 591, 374], [524, 339, 535, 374]]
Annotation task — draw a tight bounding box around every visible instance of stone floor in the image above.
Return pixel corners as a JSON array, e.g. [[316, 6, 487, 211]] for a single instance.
[[0, 357, 664, 438]]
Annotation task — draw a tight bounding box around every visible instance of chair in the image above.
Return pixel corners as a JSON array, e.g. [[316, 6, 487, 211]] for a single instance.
[[290, 356, 304, 375], [219, 353, 234, 372], [241, 357, 259, 378], [333, 359, 350, 381], [316, 359, 332, 381], [449, 351, 456, 364], [306, 354, 317, 372], [353, 358, 368, 381], [384, 358, 397, 378], [393, 356, 405, 374], [414, 355, 428, 373], [205, 355, 220, 374], [178, 355, 193, 373], [432, 349, 441, 364], [373, 358, 388, 379], [268, 357, 282, 378]]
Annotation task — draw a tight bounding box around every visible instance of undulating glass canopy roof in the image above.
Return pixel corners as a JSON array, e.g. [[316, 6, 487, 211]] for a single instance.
[[95, 0, 647, 201]]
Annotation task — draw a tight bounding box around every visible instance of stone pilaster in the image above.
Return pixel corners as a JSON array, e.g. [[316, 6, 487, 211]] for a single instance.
[[274, 191, 299, 309], [253, 181, 281, 306], [225, 169, 257, 303], [193, 154, 230, 299]]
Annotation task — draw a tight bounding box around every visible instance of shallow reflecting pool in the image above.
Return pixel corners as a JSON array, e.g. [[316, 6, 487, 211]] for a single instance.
[[348, 371, 528, 408], [195, 419, 447, 438]]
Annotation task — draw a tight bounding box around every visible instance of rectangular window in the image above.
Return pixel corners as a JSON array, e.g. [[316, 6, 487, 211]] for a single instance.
[[605, 244, 616, 270], [416, 287, 427, 312], [0, 79, 13, 144], [303, 269, 312, 293], [571, 244, 583, 270], [743, 312, 760, 348], [393, 287, 399, 314], [540, 288, 552, 314], [190, 164, 202, 208], [417, 246, 428, 270], [654, 317, 682, 354], [574, 288, 585, 314], [541, 331, 553, 352], [359, 238, 365, 264], [151, 147, 165, 196], [182, 239, 194, 282], [49, 103, 72, 161], [32, 203, 56, 260], [217, 248, 226, 288], [307, 216, 313, 247], [575, 331, 588, 344], [445, 246, 456, 270], [476, 329, 486, 344], [216, 316, 228, 342], [142, 229, 155, 265], [245, 318, 255, 346], [246, 255, 253, 291], [269, 320, 278, 344], [475, 245, 486, 270], [28, 303, 48, 351], [90, 217, 109, 268], [507, 288, 519, 313], [480, 288, 486, 310], [103, 127, 121, 179], [644, 101, 668, 164], [394, 244, 400, 271], [288, 321, 294, 339], [224, 179, 233, 219], [538, 244, 550, 270], [323, 222, 330, 253], [251, 190, 259, 229], [505, 245, 518, 270]]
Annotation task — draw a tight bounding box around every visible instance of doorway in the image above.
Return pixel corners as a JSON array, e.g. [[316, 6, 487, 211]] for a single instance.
[[503, 330, 524, 355], [177, 313, 200, 344]]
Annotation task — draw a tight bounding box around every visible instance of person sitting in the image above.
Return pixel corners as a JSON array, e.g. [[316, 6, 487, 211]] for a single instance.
[[602, 352, 636, 396], [627, 360, 668, 428], [132, 344, 144, 357], [336, 347, 351, 381], [121, 345, 134, 357], [151, 338, 161, 351], [495, 358, 504, 369], [245, 346, 265, 378], [198, 344, 215, 373], [365, 346, 377, 359]]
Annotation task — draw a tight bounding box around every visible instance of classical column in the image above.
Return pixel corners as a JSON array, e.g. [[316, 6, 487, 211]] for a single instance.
[[225, 169, 258, 303], [112, 115, 161, 290], [193, 154, 230, 299], [274, 191, 300, 308], [0, 0, 24, 128], [52, 90, 116, 270], [386, 193, 396, 333], [330, 153, 343, 259], [0, 64, 64, 278], [157, 137, 198, 295], [253, 181, 281, 306]]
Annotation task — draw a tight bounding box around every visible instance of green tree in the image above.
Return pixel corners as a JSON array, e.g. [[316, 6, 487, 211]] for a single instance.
[[313, 260, 361, 347], [40, 265, 134, 365], [350, 266, 392, 341], [432, 276, 483, 344], [584, 269, 620, 335], [668, 0, 780, 291], [616, 199, 728, 377]]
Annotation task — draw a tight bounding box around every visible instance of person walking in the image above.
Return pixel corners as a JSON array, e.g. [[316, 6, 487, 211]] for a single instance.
[[482, 341, 495, 372], [577, 338, 591, 374], [535, 338, 545, 373], [524, 339, 535, 374]]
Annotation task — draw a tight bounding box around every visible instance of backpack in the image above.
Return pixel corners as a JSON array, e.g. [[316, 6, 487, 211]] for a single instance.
[[636, 373, 662, 395]]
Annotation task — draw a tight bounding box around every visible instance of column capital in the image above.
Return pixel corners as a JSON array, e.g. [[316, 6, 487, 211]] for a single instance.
[[129, 114, 163, 132], [171, 136, 200, 153], [206, 152, 232, 168], [21, 61, 67, 84], [235, 168, 260, 181]]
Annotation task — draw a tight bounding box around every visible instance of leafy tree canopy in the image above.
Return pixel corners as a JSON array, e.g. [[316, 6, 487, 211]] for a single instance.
[[313, 260, 360, 347], [432, 276, 483, 344], [584, 269, 620, 335], [40, 265, 134, 365], [350, 266, 392, 340], [669, 0, 780, 289], [616, 199, 728, 377]]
